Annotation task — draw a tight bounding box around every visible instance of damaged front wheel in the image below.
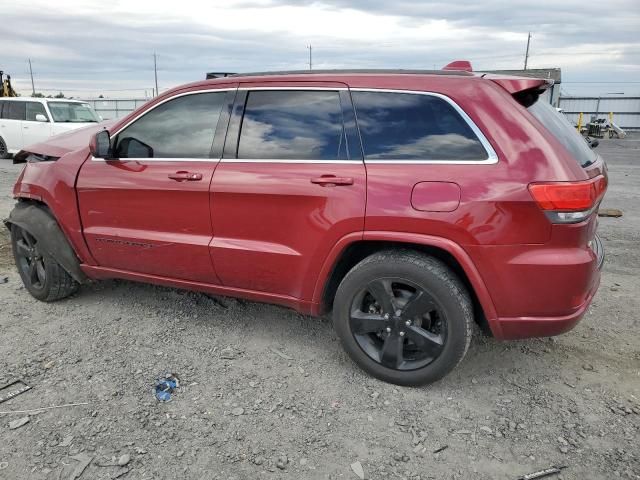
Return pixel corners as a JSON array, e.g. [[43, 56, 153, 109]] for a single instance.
[[11, 225, 78, 301]]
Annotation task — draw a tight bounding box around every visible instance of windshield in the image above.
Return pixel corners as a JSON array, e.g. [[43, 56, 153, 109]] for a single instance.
[[47, 102, 100, 123], [528, 100, 596, 167]]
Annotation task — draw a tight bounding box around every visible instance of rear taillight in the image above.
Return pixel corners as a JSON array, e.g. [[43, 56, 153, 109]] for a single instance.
[[528, 175, 607, 223]]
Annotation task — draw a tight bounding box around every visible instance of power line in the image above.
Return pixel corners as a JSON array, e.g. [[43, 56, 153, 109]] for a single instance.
[[21, 86, 154, 92], [563, 81, 640, 84]]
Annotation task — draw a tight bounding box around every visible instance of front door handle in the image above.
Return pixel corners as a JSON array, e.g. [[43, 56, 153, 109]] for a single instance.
[[168, 171, 203, 182], [310, 175, 354, 187]]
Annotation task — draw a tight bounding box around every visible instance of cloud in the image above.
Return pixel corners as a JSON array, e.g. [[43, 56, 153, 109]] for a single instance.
[[2, 0, 638, 97]]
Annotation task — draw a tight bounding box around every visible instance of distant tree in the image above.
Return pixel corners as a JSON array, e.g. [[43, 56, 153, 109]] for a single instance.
[[98, 94, 104, 98], [54, 92, 65, 98], [31, 92, 45, 98]]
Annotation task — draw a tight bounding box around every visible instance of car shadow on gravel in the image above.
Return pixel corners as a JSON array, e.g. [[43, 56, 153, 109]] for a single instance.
[[72, 276, 568, 387]]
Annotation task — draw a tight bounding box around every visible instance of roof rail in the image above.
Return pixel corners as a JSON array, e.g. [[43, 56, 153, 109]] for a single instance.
[[226, 69, 473, 78], [205, 72, 236, 79]]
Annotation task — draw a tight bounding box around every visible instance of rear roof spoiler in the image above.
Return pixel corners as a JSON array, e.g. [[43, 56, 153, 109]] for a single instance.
[[482, 74, 554, 95], [482, 74, 554, 107], [441, 61, 554, 95]]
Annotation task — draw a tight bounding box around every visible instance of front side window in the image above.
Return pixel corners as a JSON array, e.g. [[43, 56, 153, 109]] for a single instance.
[[237, 90, 346, 160], [352, 91, 488, 161], [115, 92, 226, 159], [26, 102, 49, 121], [6, 101, 26, 121], [47, 102, 99, 123]]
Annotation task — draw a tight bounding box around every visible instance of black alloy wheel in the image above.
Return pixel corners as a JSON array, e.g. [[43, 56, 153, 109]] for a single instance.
[[349, 278, 446, 371], [10, 223, 78, 302], [14, 227, 47, 291], [333, 250, 473, 386]]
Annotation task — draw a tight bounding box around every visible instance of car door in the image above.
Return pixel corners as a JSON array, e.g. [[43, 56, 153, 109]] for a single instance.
[[210, 84, 366, 300], [22, 101, 53, 147], [76, 86, 236, 283], [0, 101, 25, 152]]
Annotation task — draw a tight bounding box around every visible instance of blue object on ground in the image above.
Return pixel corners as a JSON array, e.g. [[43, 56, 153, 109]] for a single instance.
[[155, 375, 179, 402]]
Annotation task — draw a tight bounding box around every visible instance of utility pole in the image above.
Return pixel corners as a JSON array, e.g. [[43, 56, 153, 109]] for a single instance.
[[153, 53, 159, 96], [308, 45, 312, 71], [28, 59, 36, 96], [523, 32, 531, 70]]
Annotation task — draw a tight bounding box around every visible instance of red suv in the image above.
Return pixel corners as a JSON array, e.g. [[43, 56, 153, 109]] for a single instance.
[[4, 63, 607, 385]]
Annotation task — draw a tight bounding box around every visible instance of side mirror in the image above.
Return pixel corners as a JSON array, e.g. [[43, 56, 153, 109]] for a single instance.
[[35, 113, 48, 122], [89, 130, 112, 158]]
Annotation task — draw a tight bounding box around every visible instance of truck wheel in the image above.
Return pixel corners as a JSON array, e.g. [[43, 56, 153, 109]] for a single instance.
[[333, 250, 472, 386], [0, 137, 9, 159], [11, 225, 79, 301]]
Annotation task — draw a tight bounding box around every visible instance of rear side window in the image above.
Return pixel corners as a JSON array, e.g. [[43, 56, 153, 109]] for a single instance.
[[237, 90, 346, 160], [115, 92, 226, 158], [26, 102, 48, 121], [6, 101, 26, 121], [527, 100, 596, 167], [352, 91, 488, 161], [0, 101, 5, 118]]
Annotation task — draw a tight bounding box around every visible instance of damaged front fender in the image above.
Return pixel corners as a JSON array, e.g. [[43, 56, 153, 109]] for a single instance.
[[3, 202, 88, 284]]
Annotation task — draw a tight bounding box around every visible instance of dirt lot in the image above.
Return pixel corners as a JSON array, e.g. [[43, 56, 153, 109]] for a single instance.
[[0, 138, 638, 480]]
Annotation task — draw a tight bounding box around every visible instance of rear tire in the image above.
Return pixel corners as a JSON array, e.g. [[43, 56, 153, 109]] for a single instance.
[[0, 136, 9, 159], [333, 250, 472, 386], [11, 225, 79, 302]]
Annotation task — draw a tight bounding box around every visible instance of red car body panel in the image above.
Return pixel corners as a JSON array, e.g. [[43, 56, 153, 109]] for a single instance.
[[76, 158, 221, 283], [210, 161, 366, 299], [9, 71, 606, 340]]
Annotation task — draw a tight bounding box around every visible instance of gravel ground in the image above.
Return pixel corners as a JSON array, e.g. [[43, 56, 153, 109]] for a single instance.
[[0, 137, 638, 480]]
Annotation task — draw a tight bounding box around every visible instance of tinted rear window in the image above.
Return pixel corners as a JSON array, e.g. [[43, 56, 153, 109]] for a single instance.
[[527, 100, 596, 167], [6, 101, 26, 121], [352, 91, 488, 161], [237, 90, 346, 160]]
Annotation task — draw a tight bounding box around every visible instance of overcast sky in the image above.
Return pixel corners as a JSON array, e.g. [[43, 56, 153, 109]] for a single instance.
[[3, 0, 639, 98]]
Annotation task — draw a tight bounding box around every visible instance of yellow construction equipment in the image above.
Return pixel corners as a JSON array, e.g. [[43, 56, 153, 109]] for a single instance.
[[0, 71, 18, 97]]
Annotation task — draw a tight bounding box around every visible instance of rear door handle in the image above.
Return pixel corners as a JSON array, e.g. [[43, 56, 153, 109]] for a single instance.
[[168, 171, 203, 181], [310, 175, 354, 187]]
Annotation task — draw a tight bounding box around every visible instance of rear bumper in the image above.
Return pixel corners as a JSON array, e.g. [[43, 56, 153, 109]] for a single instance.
[[467, 232, 605, 340], [493, 272, 600, 339]]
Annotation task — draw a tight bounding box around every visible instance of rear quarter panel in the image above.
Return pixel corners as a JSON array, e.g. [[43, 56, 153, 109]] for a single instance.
[[356, 77, 582, 247]]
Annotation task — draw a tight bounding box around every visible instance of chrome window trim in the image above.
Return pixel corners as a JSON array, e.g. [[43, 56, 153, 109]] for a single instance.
[[237, 86, 348, 91], [111, 87, 237, 138], [90, 156, 219, 163], [221, 159, 362, 164], [112, 86, 346, 138], [349, 88, 499, 165], [103, 85, 497, 165], [90, 156, 362, 165]]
